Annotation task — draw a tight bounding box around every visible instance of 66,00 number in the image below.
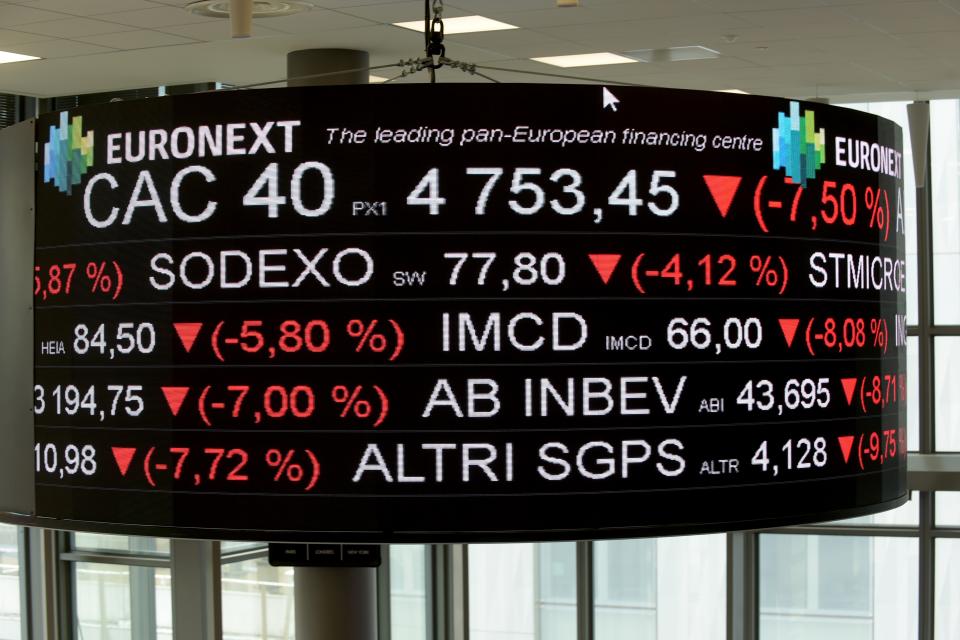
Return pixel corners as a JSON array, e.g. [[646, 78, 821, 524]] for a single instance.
[[35, 442, 97, 477]]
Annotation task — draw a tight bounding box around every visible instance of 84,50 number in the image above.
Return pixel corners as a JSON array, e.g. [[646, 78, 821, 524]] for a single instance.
[[74, 322, 156, 357]]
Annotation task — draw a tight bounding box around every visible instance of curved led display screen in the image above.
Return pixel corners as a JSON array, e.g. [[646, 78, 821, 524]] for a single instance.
[[5, 84, 908, 541]]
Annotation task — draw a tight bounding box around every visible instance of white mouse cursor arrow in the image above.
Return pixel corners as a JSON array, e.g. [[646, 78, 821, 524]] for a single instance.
[[602, 87, 620, 111]]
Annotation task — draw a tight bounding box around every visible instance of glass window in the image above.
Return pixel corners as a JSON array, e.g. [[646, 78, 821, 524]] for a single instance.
[[656, 534, 725, 640], [594, 539, 656, 639], [842, 101, 918, 324], [537, 543, 576, 640], [221, 541, 266, 554], [595, 535, 724, 640], [390, 545, 427, 640], [935, 337, 960, 451], [827, 491, 919, 526], [931, 99, 960, 325], [468, 542, 577, 640], [817, 536, 871, 613], [75, 563, 171, 640], [220, 557, 294, 640], [761, 535, 809, 611], [936, 492, 960, 527], [760, 534, 918, 640], [468, 543, 535, 640], [156, 569, 172, 640], [936, 539, 960, 639], [74, 532, 170, 555], [908, 336, 919, 451], [0, 525, 20, 640]]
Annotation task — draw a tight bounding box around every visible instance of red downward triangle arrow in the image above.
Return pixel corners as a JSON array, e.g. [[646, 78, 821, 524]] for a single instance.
[[161, 386, 189, 417], [111, 447, 136, 477], [173, 323, 203, 353], [778, 318, 800, 348], [840, 378, 858, 405], [588, 254, 622, 285], [703, 175, 742, 218], [837, 436, 855, 464]]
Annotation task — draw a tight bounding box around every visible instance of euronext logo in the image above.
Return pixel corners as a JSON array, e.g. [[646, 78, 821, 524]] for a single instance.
[[772, 101, 825, 187], [43, 111, 94, 195]]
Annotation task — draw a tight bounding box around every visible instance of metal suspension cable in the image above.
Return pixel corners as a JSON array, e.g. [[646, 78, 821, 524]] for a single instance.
[[470, 63, 645, 86], [222, 63, 402, 91]]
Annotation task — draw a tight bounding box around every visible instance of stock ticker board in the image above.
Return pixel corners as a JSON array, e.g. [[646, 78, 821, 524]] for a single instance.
[[22, 84, 908, 541]]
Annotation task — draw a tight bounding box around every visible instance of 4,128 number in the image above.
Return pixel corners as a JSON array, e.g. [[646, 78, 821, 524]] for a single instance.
[[751, 438, 828, 476]]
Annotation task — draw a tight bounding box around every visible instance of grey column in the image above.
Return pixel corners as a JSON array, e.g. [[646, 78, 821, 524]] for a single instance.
[[287, 47, 378, 640], [170, 539, 222, 640], [727, 532, 758, 640], [287, 49, 370, 86], [295, 567, 377, 640]]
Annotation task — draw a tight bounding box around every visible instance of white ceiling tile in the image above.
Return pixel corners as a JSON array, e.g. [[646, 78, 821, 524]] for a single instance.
[[7, 38, 116, 58], [72, 29, 197, 49], [96, 6, 219, 28], [254, 10, 377, 34], [25, 0, 157, 16], [488, 3, 706, 29], [691, 0, 825, 10], [536, 14, 758, 51], [308, 0, 428, 8], [0, 4, 72, 25], [0, 27, 56, 46], [17, 17, 139, 38], [728, 7, 861, 29], [443, 29, 578, 59], [157, 21, 293, 40], [333, 1, 454, 23], [834, 1, 960, 34]]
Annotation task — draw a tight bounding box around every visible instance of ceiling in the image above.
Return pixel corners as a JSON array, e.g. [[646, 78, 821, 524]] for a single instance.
[[0, 0, 959, 100]]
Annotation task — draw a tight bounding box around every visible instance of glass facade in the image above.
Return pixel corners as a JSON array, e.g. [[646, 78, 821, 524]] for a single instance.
[[760, 535, 918, 640], [0, 525, 20, 640], [220, 558, 295, 640], [74, 563, 172, 640], [390, 545, 427, 640], [935, 540, 960, 640], [930, 100, 960, 326]]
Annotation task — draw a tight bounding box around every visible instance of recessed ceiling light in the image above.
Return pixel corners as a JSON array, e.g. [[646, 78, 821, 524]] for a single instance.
[[369, 75, 388, 83], [625, 46, 719, 63], [0, 50, 40, 64], [531, 52, 636, 68], [717, 89, 748, 94], [393, 16, 518, 34]]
